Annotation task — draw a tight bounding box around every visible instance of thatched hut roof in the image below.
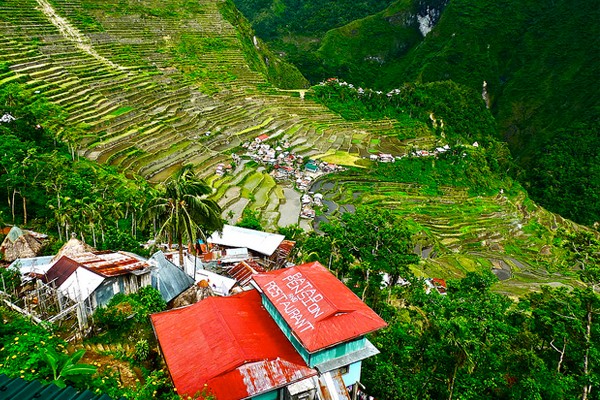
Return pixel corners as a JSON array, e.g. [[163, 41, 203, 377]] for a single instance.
[[0, 226, 45, 262], [52, 234, 96, 262]]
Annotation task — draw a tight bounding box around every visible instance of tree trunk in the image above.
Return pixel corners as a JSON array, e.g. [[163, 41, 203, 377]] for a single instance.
[[22, 196, 27, 225], [11, 189, 16, 222], [131, 211, 136, 237], [582, 303, 593, 400], [91, 224, 97, 248], [178, 232, 184, 269], [448, 363, 458, 400], [361, 269, 370, 302], [549, 338, 566, 373]]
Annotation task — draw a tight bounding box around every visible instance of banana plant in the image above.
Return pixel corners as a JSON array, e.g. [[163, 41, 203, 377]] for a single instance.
[[43, 348, 97, 388]]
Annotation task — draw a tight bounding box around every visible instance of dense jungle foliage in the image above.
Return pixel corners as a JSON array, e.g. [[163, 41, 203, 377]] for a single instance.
[[234, 0, 600, 226], [289, 209, 600, 400], [0, 83, 152, 251], [309, 80, 517, 194]]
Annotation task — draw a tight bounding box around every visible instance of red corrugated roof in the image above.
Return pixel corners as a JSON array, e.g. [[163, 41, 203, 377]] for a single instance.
[[150, 290, 316, 399], [252, 261, 388, 353]]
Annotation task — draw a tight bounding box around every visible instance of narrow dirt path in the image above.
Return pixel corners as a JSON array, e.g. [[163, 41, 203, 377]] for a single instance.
[[35, 0, 123, 70]]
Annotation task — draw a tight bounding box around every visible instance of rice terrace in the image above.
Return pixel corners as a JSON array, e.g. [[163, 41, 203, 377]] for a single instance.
[[0, 0, 589, 296]]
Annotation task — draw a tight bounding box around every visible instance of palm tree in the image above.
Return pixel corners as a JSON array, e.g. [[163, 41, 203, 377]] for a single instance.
[[147, 165, 223, 267]]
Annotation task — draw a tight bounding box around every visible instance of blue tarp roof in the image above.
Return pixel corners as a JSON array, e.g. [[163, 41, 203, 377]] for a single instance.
[[149, 251, 195, 303]]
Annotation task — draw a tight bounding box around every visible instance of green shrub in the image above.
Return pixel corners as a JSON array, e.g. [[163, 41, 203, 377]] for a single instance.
[[134, 339, 150, 362]]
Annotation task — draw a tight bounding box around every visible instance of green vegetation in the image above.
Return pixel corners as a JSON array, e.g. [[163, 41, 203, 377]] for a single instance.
[[235, 0, 599, 225], [309, 79, 499, 145], [0, 287, 173, 399], [1, 0, 599, 398], [218, 0, 309, 89], [231, 0, 396, 39], [286, 210, 600, 399], [236, 208, 263, 230], [145, 164, 224, 266], [0, 83, 153, 246], [362, 271, 600, 399]]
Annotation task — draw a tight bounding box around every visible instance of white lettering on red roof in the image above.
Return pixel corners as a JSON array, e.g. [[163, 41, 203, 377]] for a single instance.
[[265, 272, 327, 332]]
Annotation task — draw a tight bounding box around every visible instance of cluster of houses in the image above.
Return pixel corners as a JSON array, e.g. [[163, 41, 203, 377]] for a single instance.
[[368, 145, 454, 163], [0, 224, 386, 400], [300, 193, 323, 219], [368, 143, 482, 164], [239, 135, 344, 192], [218, 134, 345, 220]]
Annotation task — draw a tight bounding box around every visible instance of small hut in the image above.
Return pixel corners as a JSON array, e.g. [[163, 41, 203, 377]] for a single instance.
[[0, 226, 45, 262], [52, 234, 96, 262]]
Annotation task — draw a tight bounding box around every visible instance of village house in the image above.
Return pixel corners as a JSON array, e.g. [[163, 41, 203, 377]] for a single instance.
[[151, 261, 387, 400], [255, 133, 269, 143], [224, 259, 266, 291], [147, 251, 195, 304], [205, 224, 294, 269], [43, 251, 152, 320], [378, 153, 394, 163]]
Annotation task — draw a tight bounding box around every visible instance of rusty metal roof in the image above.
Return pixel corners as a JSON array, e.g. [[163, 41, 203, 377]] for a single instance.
[[150, 290, 317, 399], [252, 261, 388, 353], [269, 240, 296, 268], [227, 260, 266, 287], [66, 251, 149, 277]]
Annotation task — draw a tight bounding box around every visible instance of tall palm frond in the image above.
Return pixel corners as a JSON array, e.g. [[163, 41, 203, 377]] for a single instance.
[[144, 165, 223, 266]]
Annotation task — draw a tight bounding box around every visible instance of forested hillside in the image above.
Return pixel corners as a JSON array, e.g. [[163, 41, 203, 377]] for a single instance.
[[236, 0, 600, 226]]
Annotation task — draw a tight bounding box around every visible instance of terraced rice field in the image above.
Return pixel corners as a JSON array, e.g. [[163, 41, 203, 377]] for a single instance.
[[0, 0, 580, 292], [310, 174, 580, 294], [0, 0, 420, 229]]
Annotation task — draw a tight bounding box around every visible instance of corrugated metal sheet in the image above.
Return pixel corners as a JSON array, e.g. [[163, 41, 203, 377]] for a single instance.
[[252, 262, 387, 353], [194, 268, 237, 296], [9, 256, 55, 277], [227, 260, 266, 287], [269, 240, 295, 267], [68, 251, 149, 277], [318, 370, 351, 400], [59, 267, 105, 303], [309, 338, 366, 367], [208, 225, 285, 256], [0, 373, 117, 400], [150, 290, 317, 400], [314, 339, 379, 373], [148, 251, 194, 303], [44, 256, 82, 287]]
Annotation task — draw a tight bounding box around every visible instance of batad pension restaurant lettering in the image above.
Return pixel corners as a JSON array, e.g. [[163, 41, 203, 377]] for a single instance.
[[263, 272, 330, 333]]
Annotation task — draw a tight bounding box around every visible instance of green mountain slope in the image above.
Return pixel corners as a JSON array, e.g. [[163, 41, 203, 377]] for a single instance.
[[257, 0, 600, 225]]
